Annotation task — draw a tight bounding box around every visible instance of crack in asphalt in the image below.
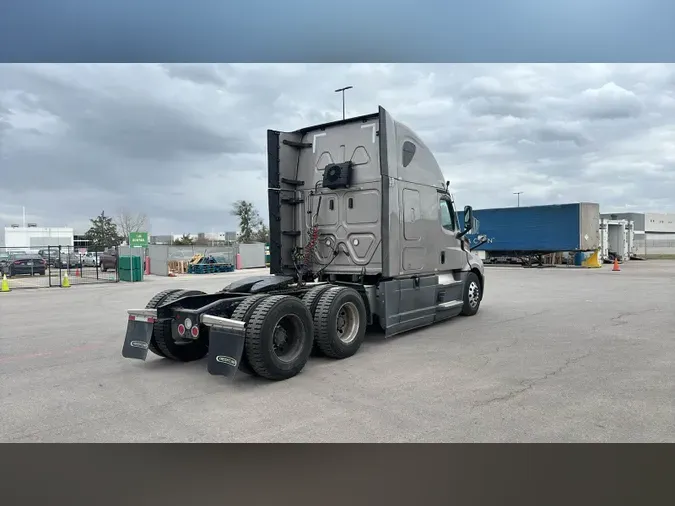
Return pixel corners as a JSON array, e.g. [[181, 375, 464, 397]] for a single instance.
[[473, 350, 593, 407]]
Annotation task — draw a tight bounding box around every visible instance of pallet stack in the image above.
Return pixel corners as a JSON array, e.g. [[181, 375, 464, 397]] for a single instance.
[[167, 260, 189, 274], [187, 263, 235, 274]]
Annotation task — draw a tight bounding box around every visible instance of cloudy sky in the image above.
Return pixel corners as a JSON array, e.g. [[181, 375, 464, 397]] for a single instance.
[[1, 63, 674, 235]]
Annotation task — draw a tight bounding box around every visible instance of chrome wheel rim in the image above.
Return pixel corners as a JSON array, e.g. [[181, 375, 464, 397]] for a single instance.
[[468, 281, 480, 308]]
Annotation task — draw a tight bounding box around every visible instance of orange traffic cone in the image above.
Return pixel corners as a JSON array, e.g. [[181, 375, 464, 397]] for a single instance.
[[612, 258, 620, 272], [75, 267, 81, 277]]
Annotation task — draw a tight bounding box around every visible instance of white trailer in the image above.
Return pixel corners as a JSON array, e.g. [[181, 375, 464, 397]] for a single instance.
[[599, 219, 633, 263]]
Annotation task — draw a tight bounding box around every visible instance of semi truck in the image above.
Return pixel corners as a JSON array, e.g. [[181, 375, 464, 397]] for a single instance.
[[121, 106, 486, 381]]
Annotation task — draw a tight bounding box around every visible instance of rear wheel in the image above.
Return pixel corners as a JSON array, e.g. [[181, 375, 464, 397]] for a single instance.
[[230, 294, 271, 375], [152, 289, 209, 362], [145, 289, 184, 358], [301, 284, 334, 357], [313, 286, 367, 359], [244, 295, 314, 381]]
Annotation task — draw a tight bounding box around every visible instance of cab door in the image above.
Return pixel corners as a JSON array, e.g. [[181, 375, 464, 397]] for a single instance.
[[438, 197, 466, 271]]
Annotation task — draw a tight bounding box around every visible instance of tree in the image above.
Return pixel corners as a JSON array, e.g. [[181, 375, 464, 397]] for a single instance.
[[173, 234, 195, 246], [252, 222, 269, 243], [116, 209, 148, 240], [231, 200, 264, 243], [84, 211, 123, 251]]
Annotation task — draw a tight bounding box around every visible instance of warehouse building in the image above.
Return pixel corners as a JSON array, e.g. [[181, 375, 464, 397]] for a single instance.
[[600, 212, 675, 258], [3, 224, 74, 252]]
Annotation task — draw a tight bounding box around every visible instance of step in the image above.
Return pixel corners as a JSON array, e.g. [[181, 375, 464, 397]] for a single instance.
[[437, 300, 463, 310]]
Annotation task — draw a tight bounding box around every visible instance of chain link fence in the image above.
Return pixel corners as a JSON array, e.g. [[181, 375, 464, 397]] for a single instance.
[[0, 245, 119, 289]]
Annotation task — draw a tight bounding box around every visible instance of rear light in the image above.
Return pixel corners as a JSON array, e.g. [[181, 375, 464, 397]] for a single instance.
[[13, 261, 21, 265], [191, 326, 199, 338], [177, 324, 186, 336], [128, 315, 157, 324]]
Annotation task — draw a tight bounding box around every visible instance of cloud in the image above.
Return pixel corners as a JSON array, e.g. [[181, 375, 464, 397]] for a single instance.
[[0, 63, 674, 236], [577, 82, 644, 120]]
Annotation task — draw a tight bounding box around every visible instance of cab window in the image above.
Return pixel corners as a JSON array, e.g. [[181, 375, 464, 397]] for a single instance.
[[439, 199, 456, 231]]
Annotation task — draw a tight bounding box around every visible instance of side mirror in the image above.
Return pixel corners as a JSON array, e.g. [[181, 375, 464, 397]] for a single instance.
[[463, 205, 474, 233]]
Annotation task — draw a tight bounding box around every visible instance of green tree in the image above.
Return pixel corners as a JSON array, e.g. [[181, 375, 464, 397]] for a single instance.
[[252, 222, 269, 243], [231, 200, 264, 243], [173, 234, 195, 246], [84, 211, 123, 251]]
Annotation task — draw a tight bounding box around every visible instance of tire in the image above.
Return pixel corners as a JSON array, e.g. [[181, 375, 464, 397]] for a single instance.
[[230, 294, 271, 375], [313, 286, 367, 360], [460, 272, 482, 316], [301, 285, 334, 357], [152, 289, 209, 362], [101, 264, 107, 272], [144, 289, 184, 358], [243, 295, 314, 381]]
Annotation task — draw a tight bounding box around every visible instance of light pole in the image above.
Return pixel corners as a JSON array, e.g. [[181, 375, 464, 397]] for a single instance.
[[335, 86, 353, 120], [513, 191, 523, 207]]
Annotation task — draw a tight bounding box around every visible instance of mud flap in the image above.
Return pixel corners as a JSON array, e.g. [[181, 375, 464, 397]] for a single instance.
[[202, 314, 246, 379], [121, 319, 155, 360]]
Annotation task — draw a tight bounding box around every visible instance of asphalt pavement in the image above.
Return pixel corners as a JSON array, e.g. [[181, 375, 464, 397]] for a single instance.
[[1, 262, 673, 442]]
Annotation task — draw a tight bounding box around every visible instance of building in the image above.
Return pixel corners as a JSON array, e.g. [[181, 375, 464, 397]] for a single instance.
[[148, 232, 238, 245], [601, 212, 675, 258], [3, 225, 74, 252], [149, 234, 173, 245], [73, 233, 91, 250]]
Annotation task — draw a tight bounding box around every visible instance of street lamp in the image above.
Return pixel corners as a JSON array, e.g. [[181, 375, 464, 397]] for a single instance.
[[335, 86, 353, 120], [513, 191, 523, 207]]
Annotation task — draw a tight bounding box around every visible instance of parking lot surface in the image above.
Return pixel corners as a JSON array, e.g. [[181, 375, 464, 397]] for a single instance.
[[1, 262, 673, 442]]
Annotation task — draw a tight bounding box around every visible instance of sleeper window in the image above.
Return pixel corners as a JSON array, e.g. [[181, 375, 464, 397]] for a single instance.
[[402, 141, 416, 168]]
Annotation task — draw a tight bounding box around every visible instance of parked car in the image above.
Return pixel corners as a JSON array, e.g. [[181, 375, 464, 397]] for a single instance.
[[54, 252, 82, 269], [37, 248, 60, 266], [100, 248, 118, 272], [2, 253, 47, 277], [0, 252, 10, 271], [81, 252, 102, 267]]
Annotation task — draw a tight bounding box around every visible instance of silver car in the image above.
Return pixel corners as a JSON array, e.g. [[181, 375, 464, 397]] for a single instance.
[[81, 252, 101, 267]]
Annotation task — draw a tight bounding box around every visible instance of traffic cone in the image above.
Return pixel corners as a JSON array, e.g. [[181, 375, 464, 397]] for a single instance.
[[1, 274, 10, 293], [612, 258, 620, 272], [62, 272, 71, 288], [75, 267, 81, 277]]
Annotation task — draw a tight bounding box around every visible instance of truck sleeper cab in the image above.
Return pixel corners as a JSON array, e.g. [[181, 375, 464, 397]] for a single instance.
[[121, 106, 485, 381]]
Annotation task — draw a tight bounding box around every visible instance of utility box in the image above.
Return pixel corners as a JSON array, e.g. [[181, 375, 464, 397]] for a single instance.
[[119, 255, 144, 282]]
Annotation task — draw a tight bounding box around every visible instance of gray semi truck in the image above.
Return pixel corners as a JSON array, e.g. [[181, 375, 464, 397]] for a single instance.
[[121, 106, 486, 381]]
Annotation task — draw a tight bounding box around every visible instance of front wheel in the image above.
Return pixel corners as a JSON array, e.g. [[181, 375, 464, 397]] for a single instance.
[[460, 272, 482, 316]]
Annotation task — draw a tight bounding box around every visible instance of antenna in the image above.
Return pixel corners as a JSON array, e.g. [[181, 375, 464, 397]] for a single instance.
[[334, 86, 353, 120]]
